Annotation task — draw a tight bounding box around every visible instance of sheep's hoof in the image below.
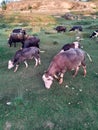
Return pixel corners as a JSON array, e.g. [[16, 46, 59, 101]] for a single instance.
[[26, 66, 28, 68], [59, 78, 63, 84], [72, 75, 76, 78]]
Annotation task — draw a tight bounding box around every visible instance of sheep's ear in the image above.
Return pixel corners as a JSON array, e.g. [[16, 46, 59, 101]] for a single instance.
[[8, 60, 13, 64], [8, 60, 12, 63], [8, 60, 11, 64]]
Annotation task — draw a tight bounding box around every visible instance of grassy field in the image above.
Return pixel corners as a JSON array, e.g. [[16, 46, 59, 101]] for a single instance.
[[0, 12, 98, 130]]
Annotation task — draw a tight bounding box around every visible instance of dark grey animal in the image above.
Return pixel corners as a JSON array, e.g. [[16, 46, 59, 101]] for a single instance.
[[90, 30, 98, 38], [8, 47, 41, 72], [12, 28, 26, 35], [42, 48, 86, 89], [69, 26, 83, 32], [8, 28, 26, 47], [60, 42, 92, 62], [23, 36, 40, 48], [55, 26, 66, 33], [60, 41, 81, 52]]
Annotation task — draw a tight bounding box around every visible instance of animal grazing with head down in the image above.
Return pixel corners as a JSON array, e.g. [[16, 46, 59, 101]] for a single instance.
[[69, 26, 83, 32], [8, 47, 41, 72], [90, 30, 98, 38], [8, 28, 27, 47], [60, 41, 81, 52], [60, 42, 92, 62], [42, 48, 86, 89], [22, 36, 40, 49], [54, 26, 66, 33]]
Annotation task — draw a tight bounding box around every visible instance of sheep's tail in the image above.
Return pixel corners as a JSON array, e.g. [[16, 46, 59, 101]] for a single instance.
[[86, 52, 92, 62]]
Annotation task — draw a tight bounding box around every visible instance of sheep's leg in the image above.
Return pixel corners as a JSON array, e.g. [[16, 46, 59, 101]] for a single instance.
[[38, 58, 41, 65], [82, 65, 86, 77], [53, 74, 59, 79], [81, 61, 87, 77], [34, 58, 39, 67], [14, 42, 16, 47], [14, 65, 19, 72], [73, 66, 80, 77], [24, 61, 28, 68], [59, 73, 64, 84]]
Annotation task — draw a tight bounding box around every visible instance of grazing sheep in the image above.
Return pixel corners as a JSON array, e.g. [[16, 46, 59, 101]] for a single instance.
[[8, 47, 41, 72], [42, 48, 86, 89]]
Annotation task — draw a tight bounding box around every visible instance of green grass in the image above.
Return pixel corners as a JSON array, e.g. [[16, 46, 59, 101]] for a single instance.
[[0, 13, 98, 130]]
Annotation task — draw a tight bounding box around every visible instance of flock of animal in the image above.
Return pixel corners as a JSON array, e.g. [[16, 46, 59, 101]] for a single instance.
[[7, 26, 96, 89]]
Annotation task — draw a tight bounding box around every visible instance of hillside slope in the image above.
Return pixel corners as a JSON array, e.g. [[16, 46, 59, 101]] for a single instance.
[[4, 0, 97, 14]]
